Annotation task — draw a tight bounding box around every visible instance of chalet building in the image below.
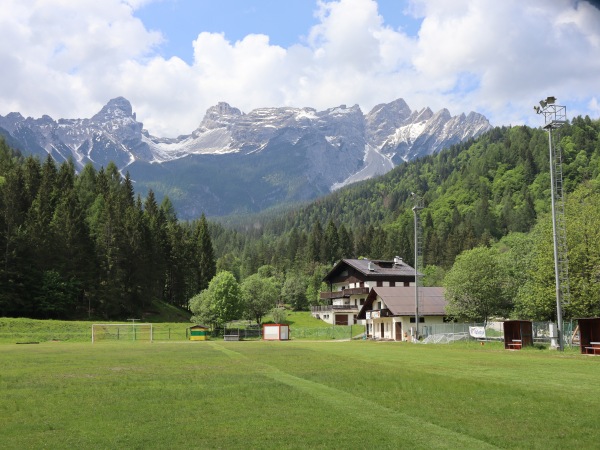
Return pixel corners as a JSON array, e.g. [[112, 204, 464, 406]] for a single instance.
[[313, 257, 416, 326], [357, 286, 447, 341]]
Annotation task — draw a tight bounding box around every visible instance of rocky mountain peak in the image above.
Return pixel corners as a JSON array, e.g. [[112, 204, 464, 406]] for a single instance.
[[412, 107, 434, 123], [366, 98, 413, 147], [199, 102, 243, 130], [91, 97, 135, 123]]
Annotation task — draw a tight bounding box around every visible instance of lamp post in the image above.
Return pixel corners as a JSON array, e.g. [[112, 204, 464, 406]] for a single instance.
[[534, 96, 567, 351], [412, 193, 423, 341]]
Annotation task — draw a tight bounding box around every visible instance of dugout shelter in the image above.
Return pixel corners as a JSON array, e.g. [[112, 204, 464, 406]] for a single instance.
[[503, 320, 533, 350], [577, 318, 600, 355]]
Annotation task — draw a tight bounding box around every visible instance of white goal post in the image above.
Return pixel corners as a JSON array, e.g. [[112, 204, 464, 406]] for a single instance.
[[91, 323, 153, 343]]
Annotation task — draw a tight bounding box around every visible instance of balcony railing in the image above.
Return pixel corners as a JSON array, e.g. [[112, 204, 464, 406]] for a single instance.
[[319, 287, 370, 300], [311, 305, 359, 313], [365, 308, 393, 319]]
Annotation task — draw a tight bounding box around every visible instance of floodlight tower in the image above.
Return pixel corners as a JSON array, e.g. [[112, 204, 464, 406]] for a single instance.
[[412, 193, 424, 341], [534, 96, 569, 351]]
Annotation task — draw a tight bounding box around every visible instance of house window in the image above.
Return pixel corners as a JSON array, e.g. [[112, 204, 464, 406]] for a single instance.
[[377, 281, 382, 287], [404, 281, 410, 287], [390, 281, 395, 287], [359, 298, 365, 305], [409, 317, 425, 323], [360, 281, 365, 288]]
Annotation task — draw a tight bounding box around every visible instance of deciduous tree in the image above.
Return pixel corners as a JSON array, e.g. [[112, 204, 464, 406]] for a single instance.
[[443, 246, 512, 324]]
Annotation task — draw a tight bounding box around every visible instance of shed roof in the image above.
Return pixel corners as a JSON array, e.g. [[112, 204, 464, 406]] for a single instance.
[[358, 286, 447, 319]]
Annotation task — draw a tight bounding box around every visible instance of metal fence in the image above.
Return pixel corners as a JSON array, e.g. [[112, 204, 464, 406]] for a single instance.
[[222, 327, 262, 340], [290, 325, 365, 340], [422, 320, 580, 348]]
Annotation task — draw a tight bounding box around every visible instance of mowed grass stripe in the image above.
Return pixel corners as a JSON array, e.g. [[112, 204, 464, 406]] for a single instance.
[[223, 340, 600, 447], [209, 342, 499, 449], [2, 341, 600, 448]]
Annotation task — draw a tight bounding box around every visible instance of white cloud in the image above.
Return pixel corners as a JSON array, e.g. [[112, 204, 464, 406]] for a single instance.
[[1, 0, 599, 137], [409, 0, 600, 126]]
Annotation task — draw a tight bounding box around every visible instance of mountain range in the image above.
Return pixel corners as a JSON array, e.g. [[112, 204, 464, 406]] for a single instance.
[[0, 97, 491, 219]]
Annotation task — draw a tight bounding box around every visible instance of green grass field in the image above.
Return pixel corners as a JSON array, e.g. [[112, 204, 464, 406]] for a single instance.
[[1, 339, 599, 449]]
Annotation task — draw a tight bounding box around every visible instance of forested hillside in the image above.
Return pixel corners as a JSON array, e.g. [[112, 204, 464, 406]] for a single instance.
[[1, 115, 599, 321], [213, 117, 599, 268], [0, 142, 216, 319], [210, 116, 600, 320]]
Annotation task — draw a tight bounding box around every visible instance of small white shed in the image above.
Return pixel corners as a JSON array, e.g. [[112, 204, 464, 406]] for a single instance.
[[263, 324, 290, 340]]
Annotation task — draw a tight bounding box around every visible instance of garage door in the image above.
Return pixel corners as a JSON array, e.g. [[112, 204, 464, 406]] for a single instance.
[[335, 315, 349, 325]]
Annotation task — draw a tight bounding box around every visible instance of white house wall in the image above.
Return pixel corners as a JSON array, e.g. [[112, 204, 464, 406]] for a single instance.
[[319, 312, 334, 325], [367, 315, 446, 341]]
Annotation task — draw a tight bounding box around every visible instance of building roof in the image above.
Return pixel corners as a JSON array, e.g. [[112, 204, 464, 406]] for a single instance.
[[323, 258, 417, 282], [357, 286, 447, 319]]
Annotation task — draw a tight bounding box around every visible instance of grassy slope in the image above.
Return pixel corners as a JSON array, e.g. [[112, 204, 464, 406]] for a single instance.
[[1, 340, 598, 448]]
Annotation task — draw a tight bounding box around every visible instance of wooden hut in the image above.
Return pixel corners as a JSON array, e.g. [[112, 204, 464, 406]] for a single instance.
[[188, 325, 209, 341], [578, 318, 600, 355], [503, 320, 533, 350]]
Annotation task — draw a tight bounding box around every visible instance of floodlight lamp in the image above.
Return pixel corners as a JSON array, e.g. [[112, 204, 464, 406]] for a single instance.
[[533, 106, 540, 113], [539, 100, 547, 108], [546, 96, 556, 104]]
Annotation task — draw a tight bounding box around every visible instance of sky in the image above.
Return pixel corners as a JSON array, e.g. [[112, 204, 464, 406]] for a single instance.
[[1, 0, 599, 138]]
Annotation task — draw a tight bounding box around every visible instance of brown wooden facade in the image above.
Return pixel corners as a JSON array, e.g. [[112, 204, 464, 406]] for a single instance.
[[578, 318, 600, 355], [503, 320, 533, 350]]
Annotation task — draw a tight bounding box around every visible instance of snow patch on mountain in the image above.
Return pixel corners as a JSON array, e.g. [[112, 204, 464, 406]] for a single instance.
[[331, 144, 395, 190]]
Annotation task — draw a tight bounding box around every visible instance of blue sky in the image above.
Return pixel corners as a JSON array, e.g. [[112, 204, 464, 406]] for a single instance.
[[1, 0, 599, 137]]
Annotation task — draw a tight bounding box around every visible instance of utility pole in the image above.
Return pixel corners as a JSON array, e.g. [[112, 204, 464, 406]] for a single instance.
[[534, 97, 569, 351]]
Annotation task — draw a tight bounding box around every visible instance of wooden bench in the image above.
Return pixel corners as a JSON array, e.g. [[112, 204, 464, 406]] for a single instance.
[[507, 339, 522, 349], [584, 341, 600, 355]]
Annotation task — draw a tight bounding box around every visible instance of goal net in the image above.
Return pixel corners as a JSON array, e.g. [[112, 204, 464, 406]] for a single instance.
[[91, 323, 153, 343]]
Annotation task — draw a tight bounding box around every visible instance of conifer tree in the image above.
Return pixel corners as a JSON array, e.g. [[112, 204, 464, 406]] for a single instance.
[[307, 219, 323, 263], [323, 219, 339, 263], [196, 214, 216, 292]]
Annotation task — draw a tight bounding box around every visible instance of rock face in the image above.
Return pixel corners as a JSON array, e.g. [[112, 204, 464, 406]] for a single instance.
[[0, 97, 492, 218]]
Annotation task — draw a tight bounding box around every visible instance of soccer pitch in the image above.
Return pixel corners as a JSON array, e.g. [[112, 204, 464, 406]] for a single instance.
[[1, 340, 599, 449]]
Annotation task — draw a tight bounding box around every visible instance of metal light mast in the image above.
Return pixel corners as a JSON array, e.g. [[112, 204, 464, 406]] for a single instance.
[[412, 193, 424, 342], [534, 96, 569, 351]]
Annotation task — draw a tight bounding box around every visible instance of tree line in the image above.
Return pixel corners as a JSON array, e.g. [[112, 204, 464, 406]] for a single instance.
[[0, 141, 216, 319]]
